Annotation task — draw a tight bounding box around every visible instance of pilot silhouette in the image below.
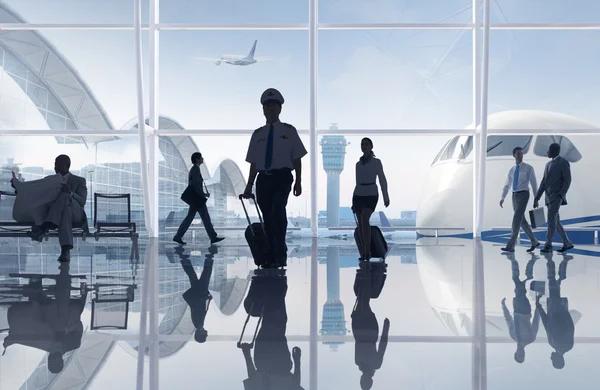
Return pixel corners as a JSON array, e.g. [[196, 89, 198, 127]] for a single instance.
[[2, 263, 86, 374], [178, 245, 217, 343], [501, 252, 540, 363], [239, 269, 303, 390], [537, 252, 579, 369], [352, 262, 390, 390]]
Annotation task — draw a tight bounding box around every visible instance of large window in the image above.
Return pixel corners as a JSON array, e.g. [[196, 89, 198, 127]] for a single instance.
[[318, 30, 472, 129], [160, 30, 308, 130]]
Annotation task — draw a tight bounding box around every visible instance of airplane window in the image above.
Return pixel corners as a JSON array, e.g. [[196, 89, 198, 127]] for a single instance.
[[533, 135, 582, 163], [431, 138, 452, 165], [486, 136, 533, 157], [458, 136, 473, 160], [439, 136, 459, 161]]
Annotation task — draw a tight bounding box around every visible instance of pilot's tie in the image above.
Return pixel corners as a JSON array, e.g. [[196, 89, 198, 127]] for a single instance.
[[265, 124, 274, 171]]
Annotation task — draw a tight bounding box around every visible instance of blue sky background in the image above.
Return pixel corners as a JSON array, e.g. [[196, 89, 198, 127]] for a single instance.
[[1, 0, 600, 217]]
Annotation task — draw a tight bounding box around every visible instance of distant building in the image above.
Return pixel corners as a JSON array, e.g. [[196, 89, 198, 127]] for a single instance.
[[401, 210, 417, 220]]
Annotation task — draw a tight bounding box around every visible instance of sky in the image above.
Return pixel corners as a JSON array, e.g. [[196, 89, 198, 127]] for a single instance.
[[1, 0, 600, 218]]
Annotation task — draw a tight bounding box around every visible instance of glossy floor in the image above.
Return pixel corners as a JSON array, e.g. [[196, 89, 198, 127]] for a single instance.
[[0, 235, 599, 389]]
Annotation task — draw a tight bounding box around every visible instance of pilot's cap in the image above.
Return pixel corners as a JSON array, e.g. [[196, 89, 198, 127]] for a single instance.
[[261, 88, 284, 105]]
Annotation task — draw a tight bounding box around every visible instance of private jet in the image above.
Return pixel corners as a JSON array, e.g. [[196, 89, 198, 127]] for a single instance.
[[194, 40, 271, 66], [417, 110, 600, 244]]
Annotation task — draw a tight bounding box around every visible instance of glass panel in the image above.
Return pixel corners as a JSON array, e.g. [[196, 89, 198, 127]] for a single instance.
[[0, 0, 138, 24], [0, 30, 143, 132], [489, 31, 600, 127], [493, 0, 600, 23], [0, 135, 149, 235], [315, 135, 470, 235], [160, 134, 311, 238], [160, 31, 308, 130], [320, 0, 473, 24], [161, 0, 308, 23], [319, 30, 472, 129]]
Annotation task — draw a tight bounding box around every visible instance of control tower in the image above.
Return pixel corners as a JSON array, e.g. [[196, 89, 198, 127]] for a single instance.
[[320, 246, 347, 351], [320, 126, 348, 227]]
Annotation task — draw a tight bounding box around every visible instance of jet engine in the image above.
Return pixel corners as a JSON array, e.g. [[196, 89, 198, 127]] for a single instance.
[[215, 60, 221, 66]]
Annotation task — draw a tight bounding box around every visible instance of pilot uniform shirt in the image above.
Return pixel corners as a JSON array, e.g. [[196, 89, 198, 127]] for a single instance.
[[245, 120, 307, 171], [353, 157, 389, 199]]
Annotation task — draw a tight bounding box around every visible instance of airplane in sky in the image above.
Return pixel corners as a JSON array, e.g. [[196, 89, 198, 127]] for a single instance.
[[194, 40, 271, 66]]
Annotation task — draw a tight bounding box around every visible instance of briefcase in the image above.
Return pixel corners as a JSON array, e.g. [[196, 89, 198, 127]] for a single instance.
[[181, 185, 207, 208], [529, 207, 546, 229]]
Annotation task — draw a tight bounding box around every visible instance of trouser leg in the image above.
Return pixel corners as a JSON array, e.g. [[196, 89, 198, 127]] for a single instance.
[[175, 206, 197, 239], [507, 192, 529, 249], [555, 214, 572, 246], [256, 174, 276, 258], [270, 172, 292, 261], [545, 200, 561, 247], [57, 199, 83, 249], [197, 203, 217, 241]]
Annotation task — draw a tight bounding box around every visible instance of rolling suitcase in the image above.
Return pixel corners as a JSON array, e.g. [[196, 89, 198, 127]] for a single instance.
[[240, 194, 271, 267], [353, 212, 389, 259], [353, 262, 388, 299]]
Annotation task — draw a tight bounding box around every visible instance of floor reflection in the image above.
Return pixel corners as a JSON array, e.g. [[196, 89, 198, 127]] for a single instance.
[[0, 236, 599, 389]]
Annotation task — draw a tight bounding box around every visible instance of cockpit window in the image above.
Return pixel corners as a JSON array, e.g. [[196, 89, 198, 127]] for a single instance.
[[439, 136, 459, 161], [486, 136, 532, 157], [432, 136, 474, 165], [533, 135, 582, 163]]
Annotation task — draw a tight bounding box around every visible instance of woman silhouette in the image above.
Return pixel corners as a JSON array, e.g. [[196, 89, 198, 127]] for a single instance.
[[352, 138, 389, 260]]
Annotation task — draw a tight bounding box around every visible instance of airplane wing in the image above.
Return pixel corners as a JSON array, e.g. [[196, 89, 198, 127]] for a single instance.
[[194, 57, 221, 61]]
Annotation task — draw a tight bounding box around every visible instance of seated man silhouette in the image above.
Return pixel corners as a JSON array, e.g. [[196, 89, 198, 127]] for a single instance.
[[352, 265, 390, 390], [240, 271, 303, 390], [537, 252, 578, 369], [2, 263, 86, 374], [23, 155, 87, 262], [179, 245, 217, 343], [501, 253, 540, 363]]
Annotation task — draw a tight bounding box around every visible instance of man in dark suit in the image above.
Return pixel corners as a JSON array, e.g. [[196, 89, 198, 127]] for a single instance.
[[27, 155, 87, 262], [174, 152, 224, 245], [533, 143, 574, 253]]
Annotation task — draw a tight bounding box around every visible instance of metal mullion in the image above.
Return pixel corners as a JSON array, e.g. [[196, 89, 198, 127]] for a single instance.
[[0, 23, 143, 30], [2, 128, 598, 137], [318, 22, 473, 30], [157, 23, 308, 31]]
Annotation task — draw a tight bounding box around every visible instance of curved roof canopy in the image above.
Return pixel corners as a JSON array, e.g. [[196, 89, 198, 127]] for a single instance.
[[0, 3, 115, 145]]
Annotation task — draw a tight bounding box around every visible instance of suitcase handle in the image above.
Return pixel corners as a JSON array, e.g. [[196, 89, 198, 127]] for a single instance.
[[239, 194, 265, 235], [237, 304, 264, 349], [353, 211, 367, 258]]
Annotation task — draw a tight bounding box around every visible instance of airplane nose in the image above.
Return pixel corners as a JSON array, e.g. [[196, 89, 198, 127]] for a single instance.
[[417, 165, 473, 237]]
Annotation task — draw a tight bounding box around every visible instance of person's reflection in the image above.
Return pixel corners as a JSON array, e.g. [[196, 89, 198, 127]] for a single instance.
[[2, 263, 85, 374], [501, 252, 540, 363], [352, 262, 390, 390], [177, 245, 216, 344], [537, 252, 576, 369], [239, 269, 303, 389]]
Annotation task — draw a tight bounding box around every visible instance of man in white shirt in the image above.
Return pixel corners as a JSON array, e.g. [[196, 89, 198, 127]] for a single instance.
[[500, 147, 540, 252], [243, 88, 308, 268]]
